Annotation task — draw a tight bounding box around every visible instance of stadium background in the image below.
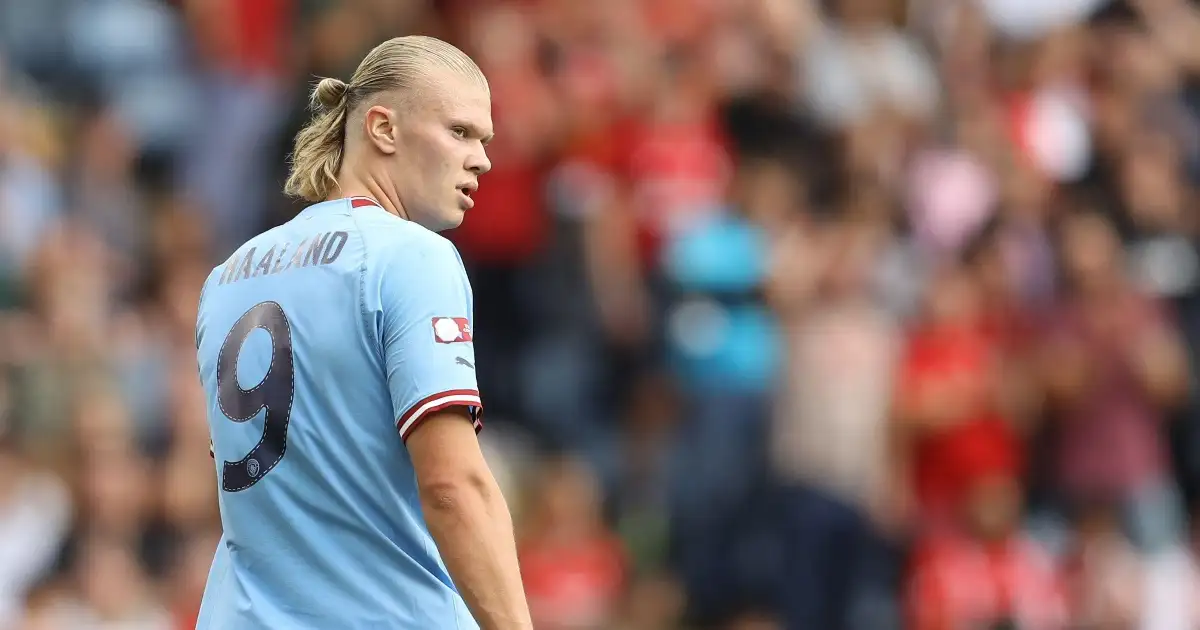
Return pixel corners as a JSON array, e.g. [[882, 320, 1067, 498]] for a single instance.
[[7, 0, 1200, 628]]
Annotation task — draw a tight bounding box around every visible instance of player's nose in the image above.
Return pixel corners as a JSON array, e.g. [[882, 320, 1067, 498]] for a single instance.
[[465, 148, 491, 176]]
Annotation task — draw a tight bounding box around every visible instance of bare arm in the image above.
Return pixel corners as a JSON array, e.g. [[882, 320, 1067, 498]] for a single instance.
[[582, 194, 650, 347], [408, 409, 531, 630], [1129, 325, 1190, 409]]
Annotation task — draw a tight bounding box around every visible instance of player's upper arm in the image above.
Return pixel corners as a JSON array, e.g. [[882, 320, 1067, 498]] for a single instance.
[[406, 407, 493, 499], [373, 232, 482, 443]]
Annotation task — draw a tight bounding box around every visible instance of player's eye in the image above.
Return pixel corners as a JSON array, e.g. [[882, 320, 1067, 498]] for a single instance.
[[451, 126, 468, 139]]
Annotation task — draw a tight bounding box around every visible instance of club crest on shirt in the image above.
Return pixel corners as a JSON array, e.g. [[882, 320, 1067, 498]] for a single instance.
[[432, 317, 472, 343]]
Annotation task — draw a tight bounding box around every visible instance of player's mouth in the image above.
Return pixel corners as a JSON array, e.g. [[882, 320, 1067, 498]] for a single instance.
[[456, 183, 476, 210]]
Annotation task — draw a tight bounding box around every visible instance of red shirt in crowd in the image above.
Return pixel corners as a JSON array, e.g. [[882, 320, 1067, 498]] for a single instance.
[[183, 0, 292, 77], [520, 535, 627, 630], [448, 74, 554, 265], [896, 322, 1024, 526], [908, 532, 1067, 630], [621, 113, 732, 265]]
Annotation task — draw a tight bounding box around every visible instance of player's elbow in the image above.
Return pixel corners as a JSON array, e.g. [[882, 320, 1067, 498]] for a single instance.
[[409, 411, 505, 516], [419, 470, 496, 514]]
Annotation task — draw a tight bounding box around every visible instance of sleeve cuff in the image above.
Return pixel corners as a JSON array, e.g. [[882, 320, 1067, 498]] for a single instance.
[[397, 389, 484, 442]]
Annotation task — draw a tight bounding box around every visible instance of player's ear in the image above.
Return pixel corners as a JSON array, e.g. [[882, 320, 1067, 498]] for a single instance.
[[364, 105, 398, 155]]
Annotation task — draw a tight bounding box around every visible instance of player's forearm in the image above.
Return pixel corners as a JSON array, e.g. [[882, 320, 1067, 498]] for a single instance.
[[421, 474, 531, 630]]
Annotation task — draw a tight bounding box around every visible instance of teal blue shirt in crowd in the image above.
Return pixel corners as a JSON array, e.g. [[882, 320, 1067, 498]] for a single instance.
[[663, 210, 780, 394]]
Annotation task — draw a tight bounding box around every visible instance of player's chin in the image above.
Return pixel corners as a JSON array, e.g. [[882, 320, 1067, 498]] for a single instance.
[[431, 207, 466, 232]]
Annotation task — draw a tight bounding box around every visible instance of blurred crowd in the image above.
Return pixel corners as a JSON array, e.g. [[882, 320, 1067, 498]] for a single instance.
[[7, 0, 1200, 628]]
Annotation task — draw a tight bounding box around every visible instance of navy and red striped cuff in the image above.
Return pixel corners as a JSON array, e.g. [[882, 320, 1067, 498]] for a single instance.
[[397, 389, 483, 442]]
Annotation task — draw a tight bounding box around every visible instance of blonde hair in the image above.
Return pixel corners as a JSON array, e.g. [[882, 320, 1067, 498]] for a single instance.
[[283, 36, 488, 202]]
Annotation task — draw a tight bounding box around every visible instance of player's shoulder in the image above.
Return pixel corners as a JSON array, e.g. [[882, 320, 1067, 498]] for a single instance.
[[356, 208, 454, 251], [355, 210, 463, 272]]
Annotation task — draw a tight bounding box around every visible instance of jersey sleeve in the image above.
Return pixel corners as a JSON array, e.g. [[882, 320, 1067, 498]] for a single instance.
[[377, 237, 482, 442]]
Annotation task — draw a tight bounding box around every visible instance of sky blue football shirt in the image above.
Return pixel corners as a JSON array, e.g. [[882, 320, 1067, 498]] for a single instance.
[[195, 197, 482, 630]]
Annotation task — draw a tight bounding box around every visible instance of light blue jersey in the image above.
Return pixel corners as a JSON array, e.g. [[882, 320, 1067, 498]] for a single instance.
[[195, 197, 482, 630]]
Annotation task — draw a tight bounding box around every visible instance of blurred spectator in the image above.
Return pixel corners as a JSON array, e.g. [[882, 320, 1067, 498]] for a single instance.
[[907, 462, 1067, 630], [31, 535, 172, 630], [894, 261, 1025, 532], [1038, 210, 1190, 552], [660, 156, 786, 619], [802, 0, 939, 130], [449, 1, 566, 441], [519, 456, 627, 630], [770, 213, 902, 630], [181, 0, 295, 254], [69, 105, 146, 262], [454, 1, 561, 266]]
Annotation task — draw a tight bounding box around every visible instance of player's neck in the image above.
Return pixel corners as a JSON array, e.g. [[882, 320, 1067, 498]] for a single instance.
[[331, 174, 409, 221]]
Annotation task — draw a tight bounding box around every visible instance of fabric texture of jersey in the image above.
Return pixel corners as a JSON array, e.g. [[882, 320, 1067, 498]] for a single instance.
[[195, 197, 481, 630]]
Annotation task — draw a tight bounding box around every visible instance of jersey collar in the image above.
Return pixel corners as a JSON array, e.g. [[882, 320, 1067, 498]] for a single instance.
[[347, 196, 382, 209]]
